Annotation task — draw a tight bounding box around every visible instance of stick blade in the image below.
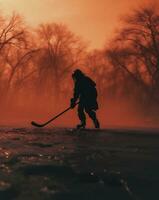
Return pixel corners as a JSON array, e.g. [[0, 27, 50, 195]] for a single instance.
[[31, 121, 44, 127]]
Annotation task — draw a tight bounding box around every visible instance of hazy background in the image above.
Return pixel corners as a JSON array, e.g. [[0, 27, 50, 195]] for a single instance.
[[0, 0, 158, 49], [0, 0, 158, 128]]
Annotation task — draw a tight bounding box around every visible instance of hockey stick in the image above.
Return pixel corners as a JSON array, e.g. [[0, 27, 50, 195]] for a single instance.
[[31, 102, 79, 128]]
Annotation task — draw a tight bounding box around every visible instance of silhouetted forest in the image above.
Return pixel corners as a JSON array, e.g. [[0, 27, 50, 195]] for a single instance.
[[0, 5, 159, 124]]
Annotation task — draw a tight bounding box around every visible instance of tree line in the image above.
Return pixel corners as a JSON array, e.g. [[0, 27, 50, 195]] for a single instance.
[[0, 6, 159, 118]]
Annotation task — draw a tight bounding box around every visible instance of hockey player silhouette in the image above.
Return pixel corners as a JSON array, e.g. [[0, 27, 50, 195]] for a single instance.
[[70, 69, 100, 129]]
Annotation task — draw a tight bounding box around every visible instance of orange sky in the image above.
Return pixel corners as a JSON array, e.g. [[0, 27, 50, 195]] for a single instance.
[[0, 0, 158, 49]]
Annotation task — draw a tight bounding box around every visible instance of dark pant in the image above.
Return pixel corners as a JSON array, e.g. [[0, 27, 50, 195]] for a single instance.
[[78, 103, 97, 125]]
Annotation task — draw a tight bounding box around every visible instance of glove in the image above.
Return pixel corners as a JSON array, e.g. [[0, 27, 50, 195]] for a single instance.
[[70, 98, 76, 109]]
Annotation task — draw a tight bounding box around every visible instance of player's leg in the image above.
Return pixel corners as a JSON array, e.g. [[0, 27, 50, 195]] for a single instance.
[[85, 108, 100, 128], [77, 103, 86, 129]]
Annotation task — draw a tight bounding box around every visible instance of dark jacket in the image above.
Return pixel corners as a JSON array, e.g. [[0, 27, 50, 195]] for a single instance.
[[73, 75, 98, 110]]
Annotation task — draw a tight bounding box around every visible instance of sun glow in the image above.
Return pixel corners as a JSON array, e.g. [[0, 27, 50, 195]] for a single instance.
[[0, 0, 158, 48]]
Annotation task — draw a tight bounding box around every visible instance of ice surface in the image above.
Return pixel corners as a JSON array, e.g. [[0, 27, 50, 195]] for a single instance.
[[0, 127, 159, 199]]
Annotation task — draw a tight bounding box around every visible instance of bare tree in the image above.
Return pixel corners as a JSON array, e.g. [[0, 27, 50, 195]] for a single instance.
[[105, 6, 159, 106], [1, 14, 40, 103], [0, 13, 40, 108], [35, 23, 86, 106]]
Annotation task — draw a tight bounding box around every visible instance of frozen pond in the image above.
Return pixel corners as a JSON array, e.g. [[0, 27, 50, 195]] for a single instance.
[[0, 127, 159, 200]]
